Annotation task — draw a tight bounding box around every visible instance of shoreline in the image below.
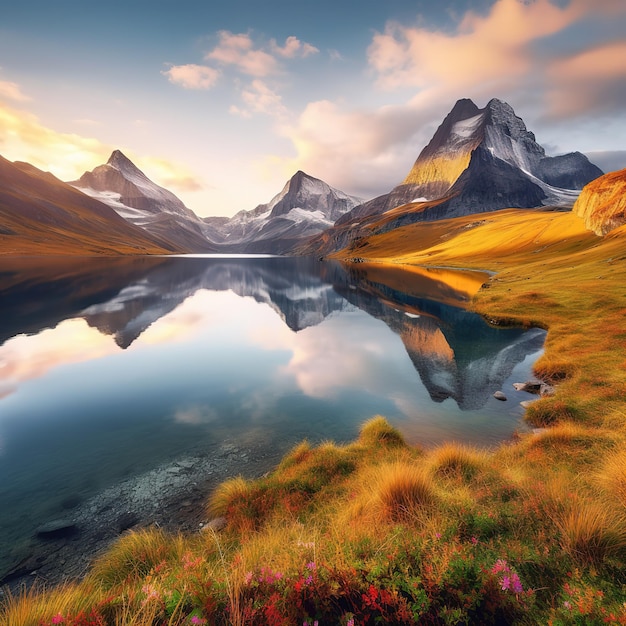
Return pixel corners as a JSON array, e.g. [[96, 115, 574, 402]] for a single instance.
[[1, 439, 284, 593]]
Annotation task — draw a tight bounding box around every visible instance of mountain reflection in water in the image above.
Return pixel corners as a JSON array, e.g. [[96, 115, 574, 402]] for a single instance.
[[0, 255, 544, 413]]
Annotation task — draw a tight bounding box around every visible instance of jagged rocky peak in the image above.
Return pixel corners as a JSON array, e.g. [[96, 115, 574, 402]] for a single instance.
[[107, 149, 141, 172], [267, 170, 362, 221]]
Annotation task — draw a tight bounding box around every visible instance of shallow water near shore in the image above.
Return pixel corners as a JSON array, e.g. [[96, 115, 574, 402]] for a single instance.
[[0, 255, 545, 584]]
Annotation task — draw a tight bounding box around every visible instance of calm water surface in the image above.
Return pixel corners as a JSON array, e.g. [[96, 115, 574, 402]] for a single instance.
[[0, 255, 545, 577]]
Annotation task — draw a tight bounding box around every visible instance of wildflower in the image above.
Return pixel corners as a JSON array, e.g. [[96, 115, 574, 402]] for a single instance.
[[471, 536, 478, 545], [51, 615, 65, 625], [190, 616, 207, 625], [306, 561, 316, 570], [347, 619, 355, 626], [435, 532, 442, 539], [511, 573, 523, 594], [563, 601, 572, 610], [501, 576, 511, 591], [491, 559, 508, 574], [305, 575, 313, 585], [244, 571, 253, 585]]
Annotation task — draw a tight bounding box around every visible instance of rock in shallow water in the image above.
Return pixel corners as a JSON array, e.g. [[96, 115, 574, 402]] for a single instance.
[[493, 391, 507, 401], [35, 519, 78, 540]]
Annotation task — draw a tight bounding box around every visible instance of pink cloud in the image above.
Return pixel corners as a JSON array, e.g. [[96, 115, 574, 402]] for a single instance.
[[230, 80, 288, 119], [271, 36, 319, 59], [205, 31, 278, 77], [0, 80, 31, 103], [546, 42, 626, 117], [162, 64, 220, 90]]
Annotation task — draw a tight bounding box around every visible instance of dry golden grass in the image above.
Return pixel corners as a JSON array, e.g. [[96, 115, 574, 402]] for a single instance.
[[357, 415, 407, 448], [427, 442, 487, 482], [554, 501, 626, 566], [88, 528, 187, 587], [370, 461, 436, 523], [207, 475, 250, 519], [596, 451, 626, 507], [0, 582, 102, 626]]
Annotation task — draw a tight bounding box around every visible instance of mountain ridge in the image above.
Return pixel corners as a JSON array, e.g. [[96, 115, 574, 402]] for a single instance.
[[0, 155, 177, 255]]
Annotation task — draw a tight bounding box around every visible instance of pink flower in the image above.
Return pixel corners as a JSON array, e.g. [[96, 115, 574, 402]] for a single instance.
[[305, 575, 313, 585], [491, 559, 508, 574], [190, 617, 207, 625], [244, 571, 253, 585], [563, 601, 572, 610], [511, 573, 523, 593], [51, 615, 65, 625], [501, 576, 511, 591], [471, 536, 478, 545], [435, 532, 442, 539], [306, 561, 316, 570], [347, 619, 355, 626]]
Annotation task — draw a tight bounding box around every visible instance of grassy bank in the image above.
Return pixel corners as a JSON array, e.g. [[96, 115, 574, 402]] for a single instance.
[[2, 208, 626, 625]]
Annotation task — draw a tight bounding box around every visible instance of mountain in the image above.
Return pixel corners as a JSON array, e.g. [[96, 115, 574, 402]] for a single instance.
[[71, 150, 217, 252], [573, 168, 626, 236], [207, 170, 364, 253], [298, 98, 603, 257], [0, 155, 176, 255], [338, 98, 602, 227]]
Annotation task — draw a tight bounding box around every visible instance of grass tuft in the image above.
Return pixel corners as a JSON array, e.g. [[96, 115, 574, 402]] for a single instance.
[[372, 460, 436, 523], [596, 451, 626, 507], [428, 442, 485, 481], [88, 528, 186, 587], [207, 475, 250, 519], [358, 415, 407, 448], [555, 501, 626, 566]]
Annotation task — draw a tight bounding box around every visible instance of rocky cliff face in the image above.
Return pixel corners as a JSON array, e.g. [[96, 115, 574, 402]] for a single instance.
[[573, 168, 626, 236], [71, 151, 216, 252], [209, 170, 363, 253], [336, 98, 603, 229]]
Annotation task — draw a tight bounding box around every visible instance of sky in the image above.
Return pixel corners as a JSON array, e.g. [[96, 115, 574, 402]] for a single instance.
[[1, 0, 625, 218]]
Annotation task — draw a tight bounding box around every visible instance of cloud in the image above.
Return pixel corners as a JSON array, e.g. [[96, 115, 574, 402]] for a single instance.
[[0, 79, 31, 103], [205, 31, 279, 77], [266, 99, 437, 198], [270, 36, 319, 59], [229, 80, 288, 120], [137, 156, 205, 192], [0, 101, 206, 194], [545, 41, 626, 117], [0, 101, 112, 180], [367, 0, 626, 118], [162, 63, 220, 90]]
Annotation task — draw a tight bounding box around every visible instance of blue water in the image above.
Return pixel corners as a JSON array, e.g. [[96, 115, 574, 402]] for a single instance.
[[0, 255, 545, 578]]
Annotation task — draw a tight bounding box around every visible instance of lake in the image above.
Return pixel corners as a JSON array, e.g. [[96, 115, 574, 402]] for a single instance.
[[0, 255, 545, 582]]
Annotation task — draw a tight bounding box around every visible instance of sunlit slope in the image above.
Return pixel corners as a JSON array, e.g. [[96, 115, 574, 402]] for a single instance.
[[0, 156, 176, 255], [334, 208, 601, 266]]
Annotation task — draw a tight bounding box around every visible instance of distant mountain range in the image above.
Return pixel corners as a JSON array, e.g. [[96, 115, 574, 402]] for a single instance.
[[2, 96, 622, 256]]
